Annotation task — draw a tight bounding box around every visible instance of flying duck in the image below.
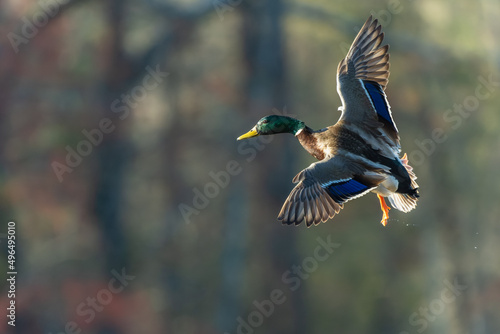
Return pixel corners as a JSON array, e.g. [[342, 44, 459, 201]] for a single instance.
[[237, 16, 419, 227]]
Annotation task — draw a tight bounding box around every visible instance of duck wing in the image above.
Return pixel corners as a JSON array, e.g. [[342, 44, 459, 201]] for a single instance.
[[278, 156, 386, 227], [336, 16, 400, 153]]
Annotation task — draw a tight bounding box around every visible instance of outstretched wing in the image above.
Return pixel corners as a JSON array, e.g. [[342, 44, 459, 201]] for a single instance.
[[278, 157, 385, 227], [336, 16, 399, 148]]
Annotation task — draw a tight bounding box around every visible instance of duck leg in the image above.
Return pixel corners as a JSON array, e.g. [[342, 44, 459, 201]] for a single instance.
[[377, 194, 391, 226]]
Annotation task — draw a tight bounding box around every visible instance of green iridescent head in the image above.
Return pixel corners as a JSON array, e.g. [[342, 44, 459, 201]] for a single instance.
[[237, 115, 305, 140]]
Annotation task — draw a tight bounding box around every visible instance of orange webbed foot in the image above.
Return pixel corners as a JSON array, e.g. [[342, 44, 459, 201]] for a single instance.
[[377, 194, 391, 226]]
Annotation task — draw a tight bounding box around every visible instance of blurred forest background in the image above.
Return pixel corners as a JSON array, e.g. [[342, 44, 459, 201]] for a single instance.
[[1, 0, 500, 333]]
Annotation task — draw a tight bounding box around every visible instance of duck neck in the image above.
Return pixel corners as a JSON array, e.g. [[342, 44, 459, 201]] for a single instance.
[[295, 126, 326, 160], [283, 117, 306, 136]]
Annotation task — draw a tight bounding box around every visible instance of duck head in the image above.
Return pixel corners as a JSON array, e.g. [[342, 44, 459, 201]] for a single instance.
[[237, 115, 305, 140]]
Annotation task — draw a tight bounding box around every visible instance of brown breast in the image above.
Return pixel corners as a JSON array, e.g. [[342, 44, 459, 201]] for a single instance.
[[296, 128, 326, 160]]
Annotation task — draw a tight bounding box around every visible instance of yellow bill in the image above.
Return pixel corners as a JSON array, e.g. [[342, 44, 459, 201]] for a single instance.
[[237, 127, 259, 140]]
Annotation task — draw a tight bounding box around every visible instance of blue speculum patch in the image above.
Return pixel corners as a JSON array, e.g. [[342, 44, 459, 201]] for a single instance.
[[364, 81, 393, 125], [325, 179, 368, 203]]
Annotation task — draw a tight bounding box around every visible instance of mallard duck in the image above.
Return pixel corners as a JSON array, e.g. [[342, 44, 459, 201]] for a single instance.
[[237, 16, 419, 227]]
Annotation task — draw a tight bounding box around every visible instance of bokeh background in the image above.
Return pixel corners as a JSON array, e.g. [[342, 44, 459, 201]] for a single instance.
[[1, 0, 500, 333]]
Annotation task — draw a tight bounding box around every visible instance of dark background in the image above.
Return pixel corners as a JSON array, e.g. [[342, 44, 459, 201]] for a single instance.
[[1, 0, 499, 333]]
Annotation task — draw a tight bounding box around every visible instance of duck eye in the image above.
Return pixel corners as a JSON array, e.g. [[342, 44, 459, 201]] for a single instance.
[[261, 119, 269, 124]]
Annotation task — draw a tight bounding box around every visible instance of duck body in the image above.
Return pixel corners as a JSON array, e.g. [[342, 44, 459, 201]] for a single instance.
[[237, 16, 419, 227], [297, 121, 415, 196], [294, 117, 418, 224]]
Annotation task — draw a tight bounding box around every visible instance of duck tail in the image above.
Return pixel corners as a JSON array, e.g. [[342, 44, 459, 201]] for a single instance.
[[387, 153, 419, 213], [387, 192, 418, 213]]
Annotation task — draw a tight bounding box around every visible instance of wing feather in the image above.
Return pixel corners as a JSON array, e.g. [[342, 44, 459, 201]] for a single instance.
[[336, 16, 400, 153], [278, 157, 384, 226]]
